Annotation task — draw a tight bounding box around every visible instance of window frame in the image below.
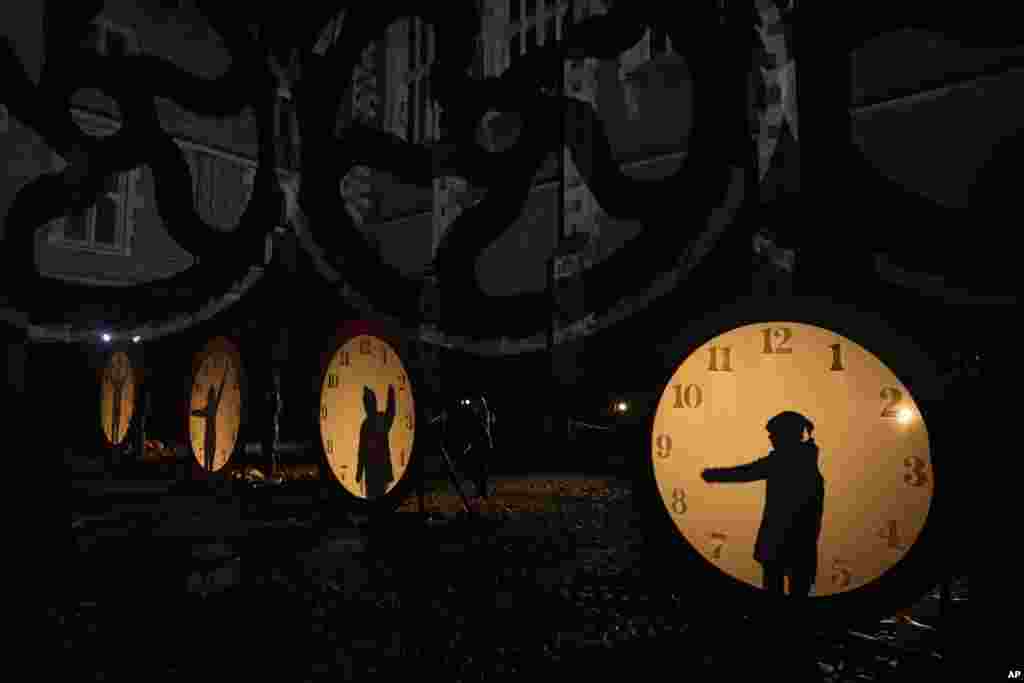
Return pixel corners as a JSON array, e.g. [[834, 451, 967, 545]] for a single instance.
[[46, 113, 138, 257]]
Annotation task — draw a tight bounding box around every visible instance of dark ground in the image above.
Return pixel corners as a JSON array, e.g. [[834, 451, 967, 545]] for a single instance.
[[63, 464, 966, 682]]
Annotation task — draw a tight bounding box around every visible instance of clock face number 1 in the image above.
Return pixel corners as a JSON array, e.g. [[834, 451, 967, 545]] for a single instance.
[[652, 321, 932, 597], [319, 334, 416, 500]]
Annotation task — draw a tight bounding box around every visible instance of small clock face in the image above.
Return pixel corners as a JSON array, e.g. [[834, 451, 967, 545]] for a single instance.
[[189, 338, 244, 472], [319, 334, 416, 499], [100, 351, 136, 446], [652, 322, 932, 598]]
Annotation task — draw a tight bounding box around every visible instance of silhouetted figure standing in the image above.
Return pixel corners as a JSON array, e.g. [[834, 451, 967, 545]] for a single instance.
[[356, 386, 396, 499], [191, 362, 231, 473], [462, 396, 495, 500], [263, 369, 283, 479], [701, 411, 825, 598]]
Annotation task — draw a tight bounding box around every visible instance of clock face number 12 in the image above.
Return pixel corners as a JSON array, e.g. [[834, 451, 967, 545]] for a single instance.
[[320, 334, 416, 499], [652, 322, 932, 597]]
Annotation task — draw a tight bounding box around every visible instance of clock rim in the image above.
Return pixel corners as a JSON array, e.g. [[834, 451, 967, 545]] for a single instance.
[[316, 319, 420, 513], [97, 348, 139, 449], [639, 295, 949, 626], [185, 335, 247, 475]]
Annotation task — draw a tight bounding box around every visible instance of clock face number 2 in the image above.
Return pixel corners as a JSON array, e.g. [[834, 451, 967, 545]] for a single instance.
[[319, 334, 416, 499], [652, 321, 932, 598]]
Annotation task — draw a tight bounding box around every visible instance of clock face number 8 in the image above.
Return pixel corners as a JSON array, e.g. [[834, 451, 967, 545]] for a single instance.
[[319, 334, 416, 499], [652, 322, 932, 597]]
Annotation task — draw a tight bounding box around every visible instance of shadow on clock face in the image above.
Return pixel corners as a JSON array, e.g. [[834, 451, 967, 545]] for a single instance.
[[701, 410, 825, 599], [356, 385, 397, 499]]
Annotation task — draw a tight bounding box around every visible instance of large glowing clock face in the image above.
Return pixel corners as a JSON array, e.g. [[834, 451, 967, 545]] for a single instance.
[[652, 322, 932, 597], [189, 338, 243, 472], [100, 351, 136, 446], [319, 334, 416, 499]]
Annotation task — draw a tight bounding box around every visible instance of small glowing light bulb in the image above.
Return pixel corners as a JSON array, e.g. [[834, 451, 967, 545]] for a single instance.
[[132, 335, 141, 343], [617, 401, 628, 413], [897, 407, 913, 425], [101, 333, 112, 343]]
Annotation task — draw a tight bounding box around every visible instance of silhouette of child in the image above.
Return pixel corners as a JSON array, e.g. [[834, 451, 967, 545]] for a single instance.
[[701, 411, 825, 597], [356, 386, 396, 499]]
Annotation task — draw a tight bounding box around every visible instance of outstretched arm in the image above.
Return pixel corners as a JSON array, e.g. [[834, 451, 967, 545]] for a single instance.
[[702, 456, 772, 483]]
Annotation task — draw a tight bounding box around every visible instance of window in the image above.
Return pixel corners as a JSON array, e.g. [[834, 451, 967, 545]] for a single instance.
[[393, 17, 435, 144], [180, 144, 254, 230], [81, 19, 140, 58], [47, 115, 139, 256], [48, 154, 138, 256]]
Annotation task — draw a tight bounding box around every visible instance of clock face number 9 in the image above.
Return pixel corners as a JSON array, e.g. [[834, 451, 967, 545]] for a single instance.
[[189, 339, 243, 472], [652, 322, 932, 597], [319, 334, 416, 499], [100, 351, 136, 445]]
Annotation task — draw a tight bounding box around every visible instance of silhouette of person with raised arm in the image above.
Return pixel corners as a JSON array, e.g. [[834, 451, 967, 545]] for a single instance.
[[356, 385, 396, 499], [191, 360, 232, 473], [701, 411, 825, 598]]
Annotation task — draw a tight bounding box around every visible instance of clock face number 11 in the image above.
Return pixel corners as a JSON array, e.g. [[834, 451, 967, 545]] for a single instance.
[[652, 322, 932, 597], [319, 334, 416, 499]]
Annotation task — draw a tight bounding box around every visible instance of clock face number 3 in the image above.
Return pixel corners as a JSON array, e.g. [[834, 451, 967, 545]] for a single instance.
[[319, 334, 416, 499], [652, 322, 933, 597]]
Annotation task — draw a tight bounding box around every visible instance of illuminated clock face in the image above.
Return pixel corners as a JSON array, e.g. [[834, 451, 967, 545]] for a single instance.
[[652, 322, 932, 597], [189, 338, 243, 472], [319, 334, 416, 499], [100, 351, 136, 446]]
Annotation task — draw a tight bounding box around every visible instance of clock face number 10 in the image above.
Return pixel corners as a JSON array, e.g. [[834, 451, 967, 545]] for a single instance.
[[319, 334, 416, 499], [652, 322, 933, 597]]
